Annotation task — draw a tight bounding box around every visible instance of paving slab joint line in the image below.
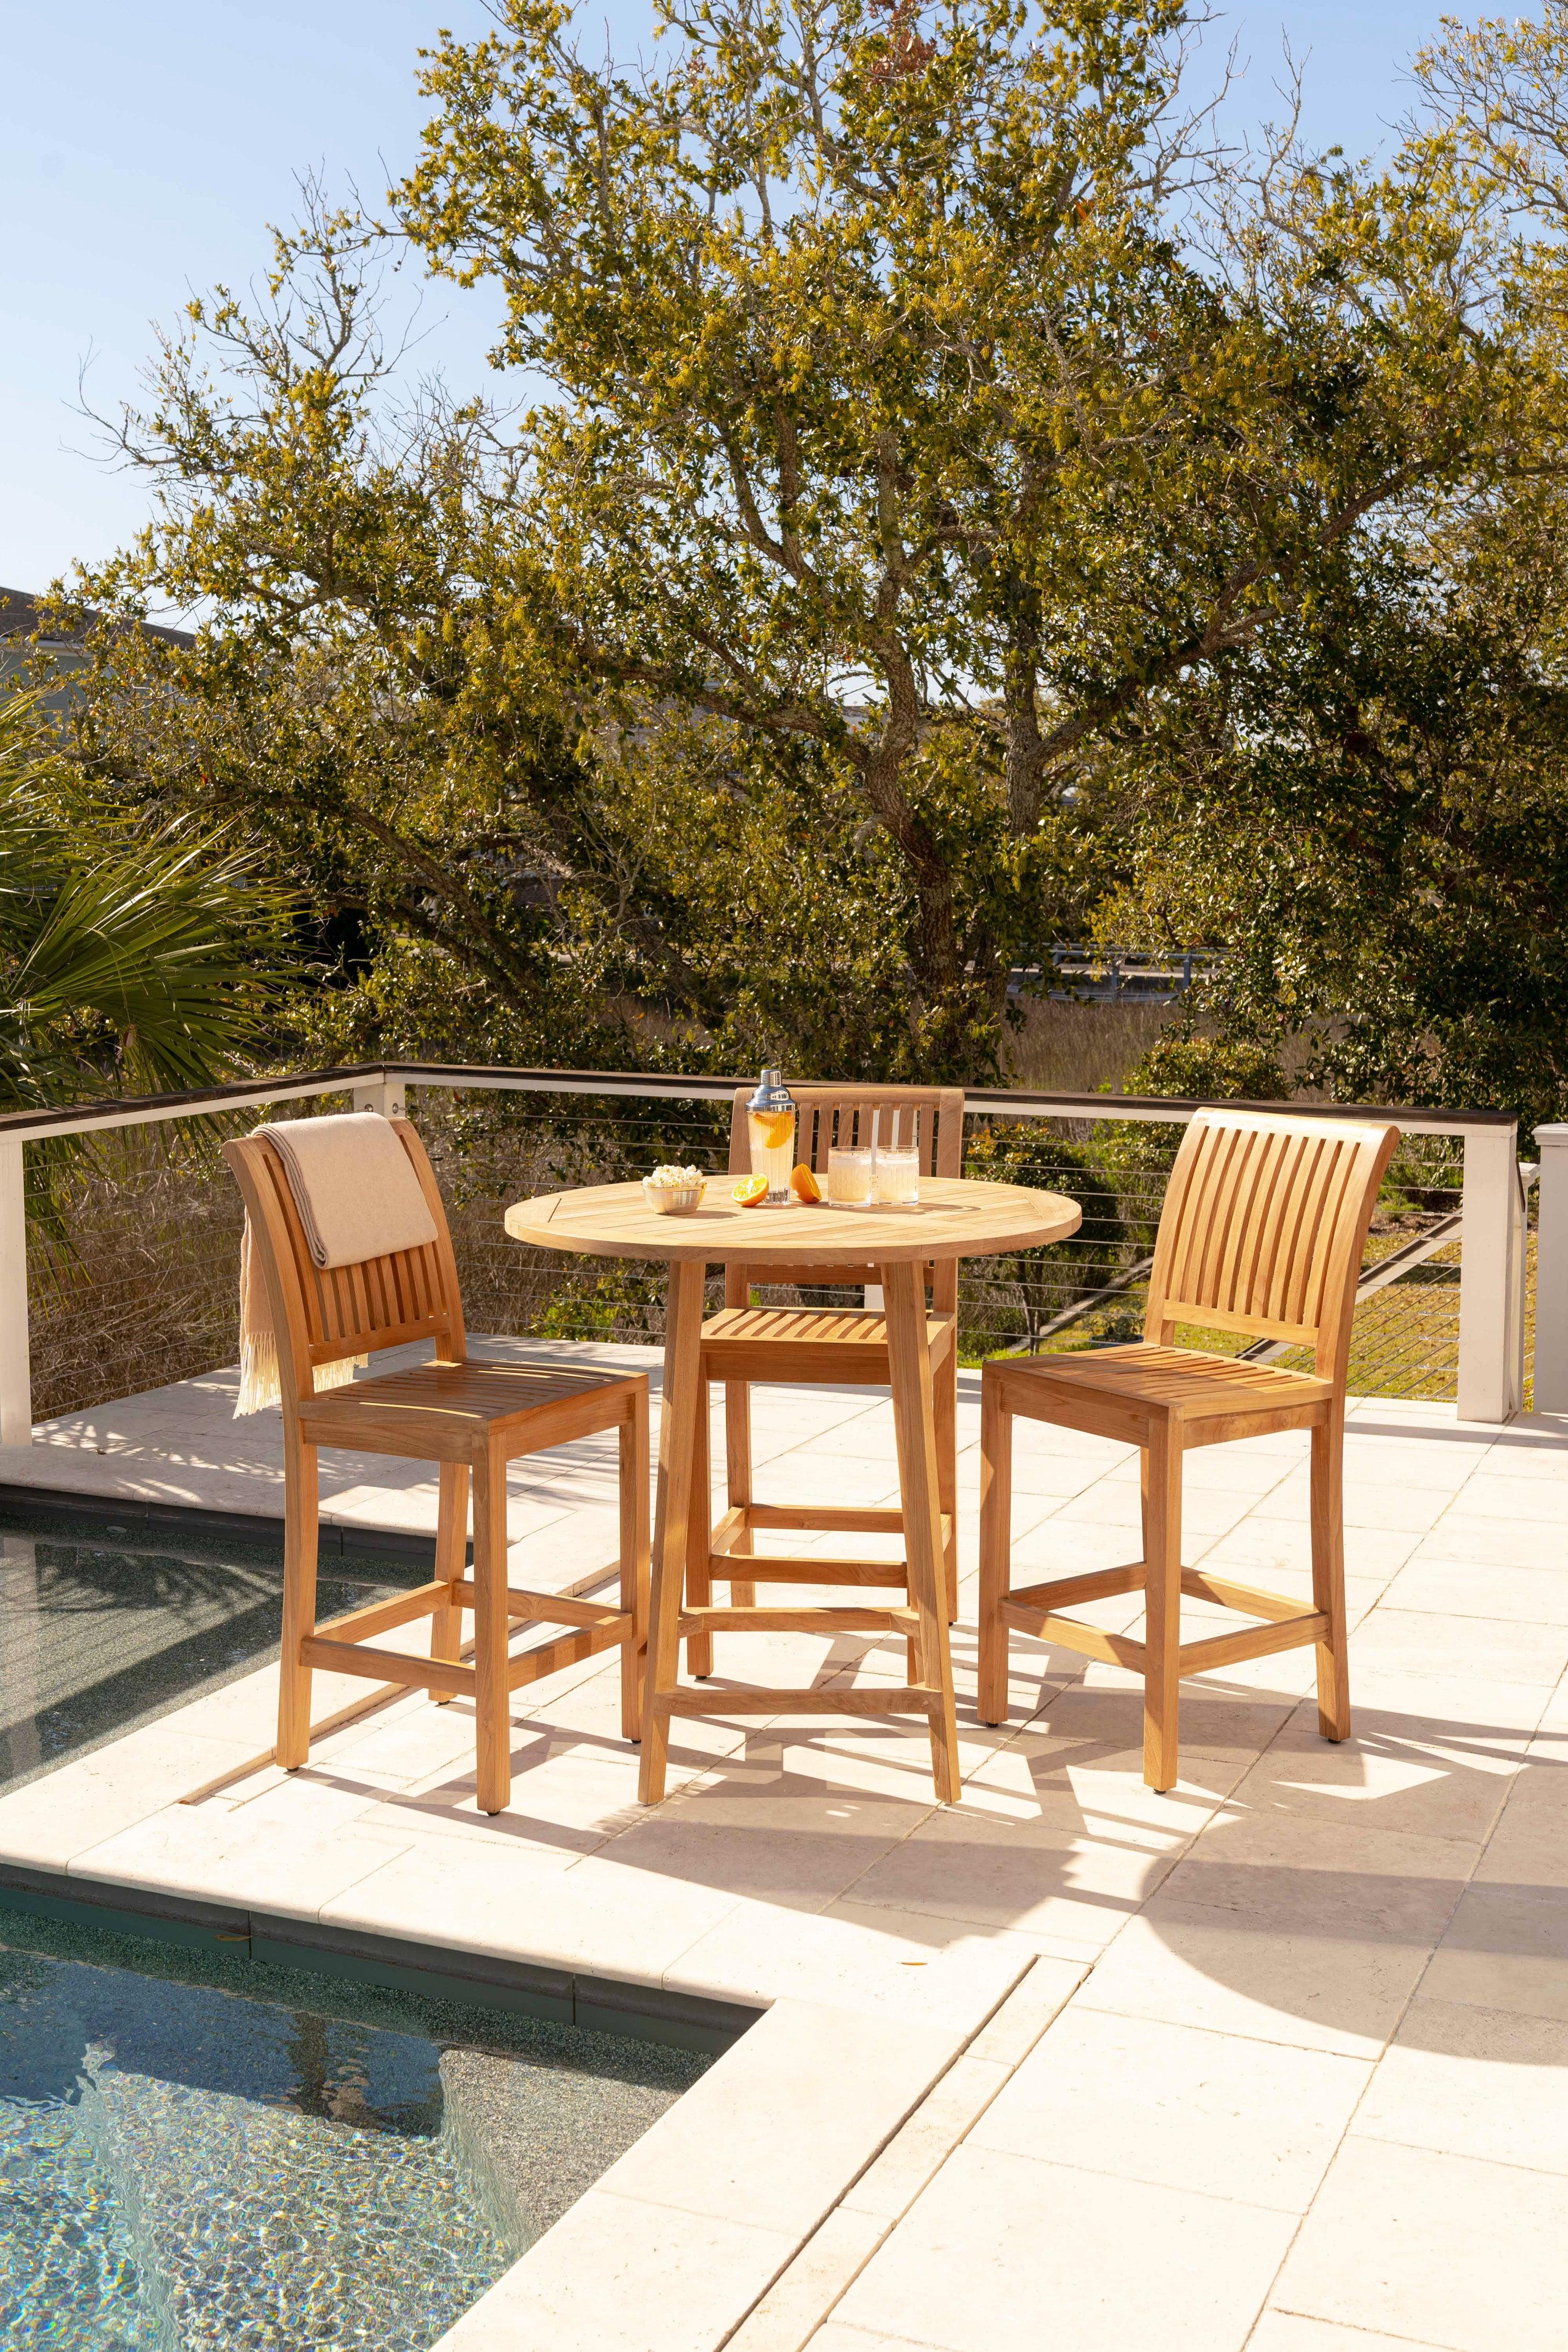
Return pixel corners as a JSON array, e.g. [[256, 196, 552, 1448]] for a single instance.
[[714, 1954, 1089, 2352], [1229, 1678, 1560, 2352]]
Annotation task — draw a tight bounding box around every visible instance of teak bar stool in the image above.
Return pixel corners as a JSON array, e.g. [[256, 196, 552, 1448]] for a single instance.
[[689, 1085, 965, 1676], [978, 1105, 1399, 1791], [224, 1119, 649, 1814]]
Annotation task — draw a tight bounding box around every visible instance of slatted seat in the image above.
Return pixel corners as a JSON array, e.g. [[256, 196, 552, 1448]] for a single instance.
[[978, 1106, 1400, 1791], [298, 1358, 637, 1452], [688, 1085, 963, 1678], [223, 1117, 649, 1815], [699, 1304, 956, 1380], [1016, 1344, 1336, 1428]]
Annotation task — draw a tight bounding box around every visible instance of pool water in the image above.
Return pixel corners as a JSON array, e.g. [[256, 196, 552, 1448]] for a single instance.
[[0, 1913, 707, 2350], [0, 1511, 426, 1792]]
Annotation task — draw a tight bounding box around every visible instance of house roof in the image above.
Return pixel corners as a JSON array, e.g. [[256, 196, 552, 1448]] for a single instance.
[[0, 587, 195, 651]]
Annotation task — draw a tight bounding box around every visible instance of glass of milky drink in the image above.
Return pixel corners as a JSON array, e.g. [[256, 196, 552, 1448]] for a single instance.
[[746, 1067, 796, 1205], [827, 1146, 875, 1208], [874, 1148, 920, 1208]]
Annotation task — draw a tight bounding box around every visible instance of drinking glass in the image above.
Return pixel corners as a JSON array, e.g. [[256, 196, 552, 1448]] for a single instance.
[[874, 1148, 920, 1208], [826, 1146, 874, 1208]]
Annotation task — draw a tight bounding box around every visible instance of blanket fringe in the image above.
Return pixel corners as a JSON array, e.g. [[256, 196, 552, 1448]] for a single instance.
[[234, 1216, 365, 1415]]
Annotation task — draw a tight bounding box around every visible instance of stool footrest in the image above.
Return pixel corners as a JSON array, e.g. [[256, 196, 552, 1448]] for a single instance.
[[1178, 1567, 1308, 1624], [1008, 1564, 1144, 1611], [996, 1605, 1148, 1669], [314, 1580, 453, 1644], [711, 1508, 951, 1562], [701, 1555, 909, 1585], [999, 1574, 1329, 1678], [302, 1636, 471, 1694], [678, 1606, 918, 1635], [737, 1504, 907, 1536], [656, 1684, 942, 1717], [1178, 1612, 1328, 1674], [450, 1577, 629, 1630], [508, 1624, 627, 1688]]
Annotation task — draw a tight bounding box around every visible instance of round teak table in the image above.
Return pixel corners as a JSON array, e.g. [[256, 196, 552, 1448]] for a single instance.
[[504, 1175, 1081, 1803]]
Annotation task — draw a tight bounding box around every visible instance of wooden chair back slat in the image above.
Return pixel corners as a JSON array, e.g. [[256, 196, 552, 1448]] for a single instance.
[[1258, 1133, 1319, 1327], [224, 1117, 468, 1414], [1146, 1108, 1400, 1378], [1213, 1123, 1274, 1312], [723, 1085, 965, 1311], [1233, 1128, 1292, 1317]]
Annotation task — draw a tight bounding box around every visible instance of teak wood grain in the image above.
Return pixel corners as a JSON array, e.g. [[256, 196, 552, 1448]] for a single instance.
[[501, 1171, 1067, 1265], [223, 1116, 650, 1812], [977, 1105, 1400, 1792], [506, 1138, 1081, 1805]]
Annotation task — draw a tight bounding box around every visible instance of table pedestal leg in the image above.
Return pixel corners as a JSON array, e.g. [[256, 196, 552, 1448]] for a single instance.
[[639, 1258, 706, 1805], [881, 1260, 961, 1804]]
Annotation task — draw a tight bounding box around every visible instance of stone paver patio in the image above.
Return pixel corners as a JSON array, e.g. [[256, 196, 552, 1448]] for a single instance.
[[2, 1345, 1566, 2352]]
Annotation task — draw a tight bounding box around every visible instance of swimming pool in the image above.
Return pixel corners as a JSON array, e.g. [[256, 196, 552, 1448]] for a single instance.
[[0, 1908, 708, 2349], [0, 1507, 426, 1793]]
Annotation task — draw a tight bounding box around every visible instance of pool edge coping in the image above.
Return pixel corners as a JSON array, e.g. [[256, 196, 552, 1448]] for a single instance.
[[0, 1862, 759, 2055]]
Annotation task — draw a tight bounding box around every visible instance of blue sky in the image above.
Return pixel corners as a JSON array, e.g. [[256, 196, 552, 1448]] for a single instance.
[[2, 1, 1457, 598]]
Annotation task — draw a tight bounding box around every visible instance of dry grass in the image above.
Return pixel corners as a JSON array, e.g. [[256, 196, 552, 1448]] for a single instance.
[[29, 1132, 250, 1420], [1003, 995, 1174, 1092]]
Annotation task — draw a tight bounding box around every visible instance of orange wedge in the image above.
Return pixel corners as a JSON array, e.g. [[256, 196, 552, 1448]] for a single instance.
[[732, 1173, 769, 1206], [790, 1163, 822, 1202], [753, 1109, 794, 1149]]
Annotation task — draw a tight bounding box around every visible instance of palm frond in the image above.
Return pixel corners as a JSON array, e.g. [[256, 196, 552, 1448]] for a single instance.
[[0, 686, 299, 1124]]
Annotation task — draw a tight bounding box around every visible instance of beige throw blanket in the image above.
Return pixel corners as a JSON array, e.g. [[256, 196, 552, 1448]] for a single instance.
[[236, 1111, 441, 1415]]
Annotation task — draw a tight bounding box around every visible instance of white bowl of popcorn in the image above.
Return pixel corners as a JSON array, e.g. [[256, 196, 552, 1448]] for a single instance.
[[642, 1165, 707, 1215]]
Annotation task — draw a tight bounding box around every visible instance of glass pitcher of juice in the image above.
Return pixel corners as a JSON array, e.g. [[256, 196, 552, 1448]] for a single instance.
[[747, 1068, 795, 1205]]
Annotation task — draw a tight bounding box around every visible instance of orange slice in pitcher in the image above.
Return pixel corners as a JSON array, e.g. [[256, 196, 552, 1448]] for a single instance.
[[790, 1163, 822, 1202], [732, 1173, 769, 1206], [754, 1110, 794, 1149]]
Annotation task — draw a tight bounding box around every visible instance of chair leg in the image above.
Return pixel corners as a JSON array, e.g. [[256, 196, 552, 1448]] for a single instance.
[[976, 1371, 1012, 1726], [619, 1389, 651, 1743], [430, 1461, 468, 1702], [472, 1445, 512, 1815], [1143, 1422, 1183, 1793], [1311, 1405, 1351, 1740], [277, 1432, 319, 1770], [724, 1377, 757, 1612], [687, 1377, 715, 1678], [935, 1341, 959, 1622]]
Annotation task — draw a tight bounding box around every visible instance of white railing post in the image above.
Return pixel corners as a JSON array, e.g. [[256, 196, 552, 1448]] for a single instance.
[[351, 1074, 407, 1119], [1531, 1123, 1568, 1413], [1457, 1122, 1523, 1423], [0, 1139, 32, 1447]]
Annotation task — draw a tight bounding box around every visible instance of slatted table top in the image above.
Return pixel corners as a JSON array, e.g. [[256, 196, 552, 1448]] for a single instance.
[[502, 1174, 1082, 1265]]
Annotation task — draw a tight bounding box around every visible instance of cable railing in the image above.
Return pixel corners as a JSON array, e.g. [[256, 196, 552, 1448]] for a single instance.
[[0, 1062, 1529, 1445]]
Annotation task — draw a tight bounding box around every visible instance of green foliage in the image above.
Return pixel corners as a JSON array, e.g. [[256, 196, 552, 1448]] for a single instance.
[[960, 1117, 1128, 1354], [1121, 1035, 1288, 1106], [0, 692, 294, 1114], [395, 0, 1512, 1075], [533, 1259, 669, 1340]]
